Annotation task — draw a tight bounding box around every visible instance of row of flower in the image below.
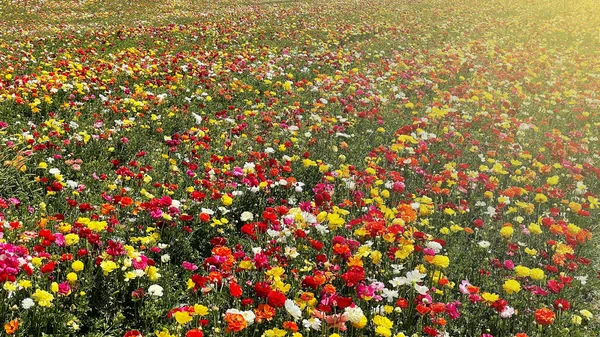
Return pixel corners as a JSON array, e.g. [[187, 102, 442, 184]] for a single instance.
[[1, 0, 599, 336]]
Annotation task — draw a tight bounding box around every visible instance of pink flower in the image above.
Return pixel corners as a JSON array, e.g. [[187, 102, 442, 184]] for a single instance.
[[182, 261, 198, 271]]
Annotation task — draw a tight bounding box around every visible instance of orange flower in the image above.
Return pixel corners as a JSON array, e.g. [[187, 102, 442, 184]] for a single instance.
[[323, 284, 336, 295], [535, 307, 555, 325], [120, 196, 134, 206], [224, 313, 247, 332], [254, 304, 276, 322], [300, 292, 315, 301], [282, 321, 299, 332], [101, 203, 115, 215], [4, 319, 18, 335], [212, 246, 232, 257], [397, 204, 417, 223]]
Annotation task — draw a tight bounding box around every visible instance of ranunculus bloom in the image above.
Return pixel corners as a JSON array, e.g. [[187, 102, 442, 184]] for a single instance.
[[553, 298, 570, 311], [535, 307, 555, 325], [185, 329, 203, 337], [267, 290, 286, 308], [224, 312, 247, 332]]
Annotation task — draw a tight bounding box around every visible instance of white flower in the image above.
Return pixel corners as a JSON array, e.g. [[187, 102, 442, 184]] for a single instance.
[[161, 254, 171, 263], [148, 284, 164, 298], [485, 206, 497, 217], [201, 208, 214, 215], [500, 306, 515, 318], [314, 224, 329, 235], [425, 241, 442, 253], [226, 309, 256, 325], [478, 240, 491, 249], [414, 284, 429, 295], [267, 229, 280, 238], [391, 264, 405, 274], [49, 168, 61, 175], [192, 112, 203, 124], [302, 317, 321, 330], [66, 180, 79, 189], [285, 299, 302, 321], [406, 270, 427, 283], [240, 211, 254, 222], [575, 275, 588, 285], [285, 247, 299, 259], [343, 306, 364, 323], [381, 288, 399, 302], [22, 298, 35, 309]]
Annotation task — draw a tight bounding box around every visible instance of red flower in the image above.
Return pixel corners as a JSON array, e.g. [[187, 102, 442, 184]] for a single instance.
[[535, 307, 555, 325], [553, 298, 570, 311], [267, 290, 287, 308], [396, 298, 409, 309], [253, 282, 271, 298], [185, 329, 204, 337], [423, 326, 439, 337], [123, 330, 143, 337], [40, 261, 56, 274], [229, 282, 243, 298], [341, 267, 365, 287]]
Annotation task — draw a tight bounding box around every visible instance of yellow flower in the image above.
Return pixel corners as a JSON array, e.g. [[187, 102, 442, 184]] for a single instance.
[[173, 311, 192, 325], [530, 268, 545, 280], [72, 260, 84, 272], [524, 248, 537, 256], [155, 329, 176, 337], [100, 260, 118, 275], [394, 244, 414, 259], [239, 260, 253, 269], [65, 233, 79, 246], [3, 282, 17, 292], [375, 326, 392, 337], [534, 193, 548, 203], [499, 226, 514, 238], [547, 175, 559, 185], [67, 272, 78, 283], [87, 221, 107, 232], [51, 282, 59, 293], [31, 257, 43, 267], [351, 315, 368, 329], [503, 279, 521, 294], [481, 292, 499, 304], [194, 304, 209, 316], [18, 280, 32, 289], [32, 289, 54, 307], [145, 266, 161, 281], [221, 194, 233, 206], [370, 250, 382, 264], [263, 328, 287, 337], [431, 255, 450, 268], [514, 265, 531, 277], [373, 315, 393, 328], [580, 309, 593, 319], [528, 223, 542, 235]]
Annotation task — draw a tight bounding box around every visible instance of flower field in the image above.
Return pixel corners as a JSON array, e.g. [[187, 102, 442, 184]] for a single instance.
[[1, 0, 600, 336]]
